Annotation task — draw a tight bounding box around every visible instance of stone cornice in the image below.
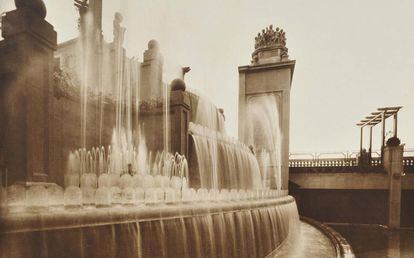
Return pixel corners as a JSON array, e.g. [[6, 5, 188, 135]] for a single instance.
[[238, 60, 296, 81]]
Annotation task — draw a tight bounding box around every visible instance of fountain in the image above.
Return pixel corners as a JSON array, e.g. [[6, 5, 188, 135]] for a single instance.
[[0, 1, 349, 257]]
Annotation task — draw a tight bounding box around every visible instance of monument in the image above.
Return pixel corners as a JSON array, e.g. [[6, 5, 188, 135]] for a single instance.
[[238, 25, 295, 190]]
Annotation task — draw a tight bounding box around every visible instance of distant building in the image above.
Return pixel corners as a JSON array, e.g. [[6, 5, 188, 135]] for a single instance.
[[54, 0, 163, 102]]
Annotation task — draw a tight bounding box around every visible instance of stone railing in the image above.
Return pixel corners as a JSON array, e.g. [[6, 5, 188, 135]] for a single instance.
[[403, 157, 414, 166], [289, 149, 414, 173], [403, 157, 414, 173], [289, 158, 357, 168]]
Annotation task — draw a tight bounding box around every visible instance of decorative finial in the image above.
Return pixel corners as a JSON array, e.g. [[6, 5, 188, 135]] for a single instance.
[[15, 0, 46, 19], [254, 25, 288, 50], [252, 25, 289, 63], [143, 39, 162, 62], [148, 39, 159, 50], [170, 78, 186, 91]]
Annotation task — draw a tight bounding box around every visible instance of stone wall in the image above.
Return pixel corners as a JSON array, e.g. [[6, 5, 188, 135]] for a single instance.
[[293, 188, 414, 227], [290, 160, 414, 226], [51, 94, 116, 186], [290, 172, 414, 190], [50, 93, 170, 186], [49, 88, 194, 187], [292, 189, 388, 225], [290, 172, 389, 190], [401, 190, 414, 227]]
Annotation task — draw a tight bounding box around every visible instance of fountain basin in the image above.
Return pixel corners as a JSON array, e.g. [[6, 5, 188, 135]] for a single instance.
[[1, 196, 298, 258]]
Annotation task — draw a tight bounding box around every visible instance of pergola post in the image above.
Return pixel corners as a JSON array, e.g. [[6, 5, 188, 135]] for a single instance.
[[369, 126, 373, 161], [381, 111, 386, 161], [393, 113, 398, 137], [359, 126, 364, 153]]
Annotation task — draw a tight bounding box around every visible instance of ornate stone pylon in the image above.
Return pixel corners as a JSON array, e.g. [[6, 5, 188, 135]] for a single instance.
[[0, 1, 57, 185], [238, 26, 295, 190]]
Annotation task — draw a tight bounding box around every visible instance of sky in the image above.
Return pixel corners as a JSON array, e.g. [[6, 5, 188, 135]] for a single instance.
[[1, 0, 413, 154]]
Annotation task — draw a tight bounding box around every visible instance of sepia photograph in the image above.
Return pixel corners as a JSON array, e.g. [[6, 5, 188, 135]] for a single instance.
[[0, 0, 413, 257]]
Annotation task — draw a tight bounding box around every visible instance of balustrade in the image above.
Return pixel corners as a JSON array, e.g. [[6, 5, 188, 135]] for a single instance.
[[289, 150, 414, 173]]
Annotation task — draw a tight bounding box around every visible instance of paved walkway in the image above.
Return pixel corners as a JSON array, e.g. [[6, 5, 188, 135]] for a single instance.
[[268, 221, 337, 258]]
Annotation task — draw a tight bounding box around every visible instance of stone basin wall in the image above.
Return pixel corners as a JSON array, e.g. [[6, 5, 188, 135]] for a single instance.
[[0, 196, 299, 258]]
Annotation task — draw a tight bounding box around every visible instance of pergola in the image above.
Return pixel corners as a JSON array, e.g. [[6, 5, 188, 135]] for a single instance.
[[357, 106, 402, 159]]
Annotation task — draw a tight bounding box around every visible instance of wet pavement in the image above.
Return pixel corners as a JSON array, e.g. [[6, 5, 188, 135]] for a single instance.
[[269, 221, 337, 258]]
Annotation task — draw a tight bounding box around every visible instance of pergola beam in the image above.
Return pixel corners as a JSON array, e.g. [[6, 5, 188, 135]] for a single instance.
[[358, 110, 399, 127], [356, 106, 403, 162], [377, 106, 402, 111]]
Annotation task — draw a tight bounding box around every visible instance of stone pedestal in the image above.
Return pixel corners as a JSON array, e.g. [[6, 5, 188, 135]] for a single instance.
[[239, 60, 295, 190], [169, 90, 191, 157], [0, 8, 57, 185], [383, 145, 404, 229], [137, 88, 190, 158]]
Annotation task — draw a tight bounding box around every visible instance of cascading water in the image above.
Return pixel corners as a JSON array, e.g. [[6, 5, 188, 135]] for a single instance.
[[247, 94, 283, 190], [114, 15, 126, 144], [78, 10, 94, 148], [1, 194, 299, 258], [164, 82, 170, 152], [189, 90, 226, 134], [189, 122, 263, 189], [76, 9, 142, 149]]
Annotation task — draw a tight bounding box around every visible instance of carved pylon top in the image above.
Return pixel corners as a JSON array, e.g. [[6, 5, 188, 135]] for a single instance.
[[252, 25, 289, 64], [254, 25, 287, 49]]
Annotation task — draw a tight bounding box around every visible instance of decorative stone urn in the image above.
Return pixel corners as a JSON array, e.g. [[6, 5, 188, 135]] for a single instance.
[[14, 0, 47, 19]]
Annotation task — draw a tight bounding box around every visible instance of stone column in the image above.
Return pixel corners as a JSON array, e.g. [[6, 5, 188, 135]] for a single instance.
[[387, 233, 401, 258], [383, 145, 404, 229], [0, 4, 57, 185]]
